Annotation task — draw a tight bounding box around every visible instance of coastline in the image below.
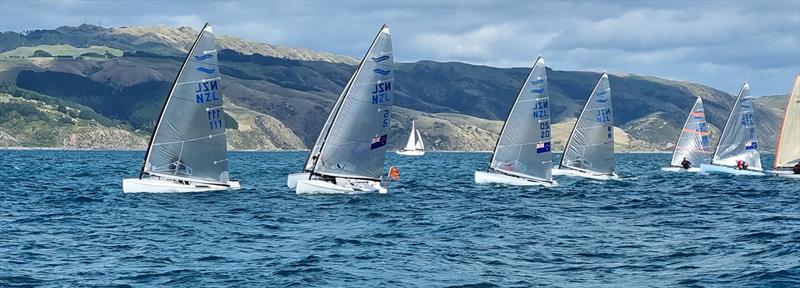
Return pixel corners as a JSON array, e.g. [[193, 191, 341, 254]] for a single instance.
[[0, 147, 679, 154]]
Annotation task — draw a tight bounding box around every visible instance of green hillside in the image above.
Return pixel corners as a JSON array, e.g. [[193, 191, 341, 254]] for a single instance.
[[0, 84, 145, 148], [0, 44, 123, 58], [0, 24, 789, 151]]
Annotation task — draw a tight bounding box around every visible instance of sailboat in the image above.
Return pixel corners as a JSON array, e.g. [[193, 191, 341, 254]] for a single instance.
[[662, 97, 711, 172], [552, 73, 620, 180], [291, 24, 394, 194], [122, 23, 240, 193], [396, 121, 425, 156], [700, 82, 764, 175], [474, 56, 557, 187], [770, 75, 800, 178]]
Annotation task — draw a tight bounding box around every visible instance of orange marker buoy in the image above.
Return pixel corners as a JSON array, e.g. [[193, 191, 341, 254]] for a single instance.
[[389, 166, 400, 181]]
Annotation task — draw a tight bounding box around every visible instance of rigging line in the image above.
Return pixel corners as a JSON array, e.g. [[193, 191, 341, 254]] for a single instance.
[[177, 77, 222, 86], [498, 141, 548, 147], [153, 132, 226, 146], [516, 97, 550, 103]]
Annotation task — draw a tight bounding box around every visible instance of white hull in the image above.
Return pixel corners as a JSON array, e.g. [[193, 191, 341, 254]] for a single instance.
[[296, 177, 387, 195], [552, 167, 620, 181], [287, 172, 311, 188], [396, 150, 425, 156], [767, 170, 800, 179], [474, 171, 558, 187], [661, 166, 703, 173], [122, 178, 240, 193], [700, 164, 764, 176]]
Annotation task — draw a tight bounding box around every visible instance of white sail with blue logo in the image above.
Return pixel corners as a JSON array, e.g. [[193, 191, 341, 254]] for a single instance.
[[140, 23, 231, 185], [485, 56, 554, 183], [559, 73, 615, 176], [669, 98, 711, 167], [310, 25, 393, 181], [710, 82, 762, 170]]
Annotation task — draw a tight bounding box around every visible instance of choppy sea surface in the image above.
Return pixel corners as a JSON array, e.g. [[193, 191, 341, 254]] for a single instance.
[[1, 150, 798, 287]]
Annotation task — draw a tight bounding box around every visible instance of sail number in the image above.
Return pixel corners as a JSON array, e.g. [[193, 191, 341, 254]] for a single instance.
[[372, 82, 392, 104], [696, 122, 707, 132], [741, 113, 754, 126], [208, 108, 223, 129], [532, 100, 549, 119], [540, 121, 550, 139], [195, 80, 220, 104], [382, 109, 389, 127], [596, 108, 611, 123]]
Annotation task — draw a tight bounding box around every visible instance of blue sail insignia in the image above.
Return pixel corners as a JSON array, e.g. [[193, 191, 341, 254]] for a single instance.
[[373, 69, 391, 75], [194, 54, 214, 61], [372, 55, 390, 62], [196, 67, 216, 74]]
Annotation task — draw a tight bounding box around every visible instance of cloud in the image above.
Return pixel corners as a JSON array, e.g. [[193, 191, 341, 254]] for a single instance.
[[414, 23, 519, 59], [0, 0, 797, 95]]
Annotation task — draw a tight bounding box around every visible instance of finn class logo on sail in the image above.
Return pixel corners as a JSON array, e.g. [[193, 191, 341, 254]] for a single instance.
[[194, 54, 214, 61], [530, 78, 545, 94], [373, 68, 391, 75], [372, 55, 390, 62], [595, 89, 610, 103], [196, 67, 216, 74]]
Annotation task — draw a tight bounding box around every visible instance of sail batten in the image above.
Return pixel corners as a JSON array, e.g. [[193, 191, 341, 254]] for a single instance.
[[669, 98, 711, 167], [140, 23, 230, 185], [488, 57, 553, 181], [560, 73, 615, 175], [774, 75, 800, 169], [311, 26, 393, 179], [710, 82, 762, 170]]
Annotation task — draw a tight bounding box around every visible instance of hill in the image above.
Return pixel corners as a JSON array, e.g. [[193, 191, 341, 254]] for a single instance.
[[0, 24, 788, 152]]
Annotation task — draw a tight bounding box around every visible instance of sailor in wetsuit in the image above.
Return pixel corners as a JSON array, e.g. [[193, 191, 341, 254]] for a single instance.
[[736, 160, 749, 170], [793, 162, 800, 174], [680, 157, 691, 169]]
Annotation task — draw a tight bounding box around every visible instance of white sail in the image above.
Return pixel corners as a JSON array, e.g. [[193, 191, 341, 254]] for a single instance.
[[711, 82, 762, 170], [311, 25, 393, 180], [774, 75, 800, 169], [140, 23, 230, 185], [488, 56, 553, 182], [670, 98, 711, 167], [403, 121, 418, 151], [414, 129, 425, 150], [560, 73, 615, 175]]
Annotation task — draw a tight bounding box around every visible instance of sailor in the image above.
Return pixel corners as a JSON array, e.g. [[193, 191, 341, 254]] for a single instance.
[[680, 157, 691, 169], [736, 160, 744, 170], [793, 163, 800, 174]]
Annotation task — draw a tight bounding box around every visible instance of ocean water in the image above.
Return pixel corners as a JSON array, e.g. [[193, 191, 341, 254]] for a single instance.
[[0, 150, 798, 287]]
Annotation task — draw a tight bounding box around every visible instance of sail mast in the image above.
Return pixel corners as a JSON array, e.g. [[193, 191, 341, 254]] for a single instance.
[[301, 54, 364, 172], [774, 75, 800, 169], [309, 24, 389, 179], [560, 73, 609, 169], [670, 98, 703, 165], [711, 82, 748, 163], [140, 22, 209, 179], [489, 56, 543, 169]]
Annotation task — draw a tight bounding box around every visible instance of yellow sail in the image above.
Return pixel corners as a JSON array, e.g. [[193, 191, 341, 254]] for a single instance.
[[774, 75, 800, 169]]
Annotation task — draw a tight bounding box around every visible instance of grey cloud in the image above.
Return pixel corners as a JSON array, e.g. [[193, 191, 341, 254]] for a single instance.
[[0, 0, 797, 95]]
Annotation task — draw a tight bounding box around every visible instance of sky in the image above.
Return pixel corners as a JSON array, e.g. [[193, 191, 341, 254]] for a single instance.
[[0, 0, 798, 95]]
